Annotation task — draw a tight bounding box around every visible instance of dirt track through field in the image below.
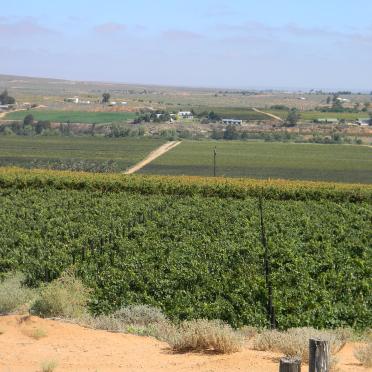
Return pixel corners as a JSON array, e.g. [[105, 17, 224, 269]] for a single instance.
[[124, 141, 181, 174], [253, 108, 284, 122], [0, 108, 27, 120]]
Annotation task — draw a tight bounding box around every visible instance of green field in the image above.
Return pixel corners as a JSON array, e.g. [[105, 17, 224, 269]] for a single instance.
[[300, 111, 366, 121], [140, 141, 372, 183], [0, 169, 370, 329], [265, 109, 367, 121], [5, 110, 137, 123], [0, 137, 165, 171]]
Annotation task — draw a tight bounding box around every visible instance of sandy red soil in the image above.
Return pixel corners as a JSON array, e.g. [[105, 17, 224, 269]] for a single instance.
[[0, 315, 369, 372]]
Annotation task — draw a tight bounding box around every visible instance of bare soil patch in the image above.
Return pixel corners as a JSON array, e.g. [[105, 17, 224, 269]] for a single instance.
[[0, 316, 368, 371]]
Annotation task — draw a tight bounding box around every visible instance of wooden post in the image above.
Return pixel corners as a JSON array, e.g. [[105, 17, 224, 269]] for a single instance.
[[309, 339, 330, 372], [279, 357, 301, 372]]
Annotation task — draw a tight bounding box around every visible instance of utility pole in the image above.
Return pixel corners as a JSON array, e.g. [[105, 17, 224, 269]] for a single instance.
[[213, 146, 217, 177]]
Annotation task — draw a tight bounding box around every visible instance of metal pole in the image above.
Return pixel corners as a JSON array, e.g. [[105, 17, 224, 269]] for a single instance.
[[259, 194, 276, 329], [213, 146, 216, 177]]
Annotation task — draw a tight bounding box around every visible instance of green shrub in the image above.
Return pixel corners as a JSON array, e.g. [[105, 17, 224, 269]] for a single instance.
[[0, 272, 35, 314], [31, 271, 90, 319]]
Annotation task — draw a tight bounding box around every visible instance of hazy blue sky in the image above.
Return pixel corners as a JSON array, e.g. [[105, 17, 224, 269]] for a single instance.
[[1, 0, 372, 90]]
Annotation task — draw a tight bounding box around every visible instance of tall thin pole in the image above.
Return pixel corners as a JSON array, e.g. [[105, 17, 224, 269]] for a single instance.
[[213, 146, 217, 177], [259, 194, 276, 329]]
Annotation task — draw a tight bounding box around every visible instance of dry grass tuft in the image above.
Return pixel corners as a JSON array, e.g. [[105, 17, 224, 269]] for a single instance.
[[40, 360, 58, 372], [167, 319, 243, 354], [83, 314, 123, 332], [84, 314, 242, 354], [113, 304, 167, 326], [82, 306, 177, 341], [253, 327, 350, 363], [238, 326, 259, 340], [354, 341, 372, 368], [23, 327, 48, 340]]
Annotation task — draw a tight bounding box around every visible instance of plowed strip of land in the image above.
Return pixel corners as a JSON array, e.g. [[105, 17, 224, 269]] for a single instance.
[[0, 316, 367, 372], [125, 141, 181, 174]]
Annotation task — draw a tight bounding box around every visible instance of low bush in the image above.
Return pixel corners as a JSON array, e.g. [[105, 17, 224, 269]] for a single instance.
[[253, 327, 350, 362], [0, 272, 35, 314], [82, 305, 175, 340], [83, 314, 123, 332], [167, 319, 243, 354], [31, 270, 90, 319], [354, 341, 372, 367], [113, 305, 167, 326]]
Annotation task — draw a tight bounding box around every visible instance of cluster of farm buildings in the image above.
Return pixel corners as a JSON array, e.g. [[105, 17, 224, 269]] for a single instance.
[[64, 96, 127, 106]]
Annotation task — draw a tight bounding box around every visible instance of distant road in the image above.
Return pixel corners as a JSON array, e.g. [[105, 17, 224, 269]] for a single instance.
[[124, 141, 181, 174], [252, 108, 284, 122], [0, 108, 27, 120]]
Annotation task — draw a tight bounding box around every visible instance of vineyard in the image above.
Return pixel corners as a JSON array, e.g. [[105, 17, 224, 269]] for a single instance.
[[0, 169, 371, 329], [0, 137, 166, 172], [140, 141, 372, 184], [4, 110, 137, 123]]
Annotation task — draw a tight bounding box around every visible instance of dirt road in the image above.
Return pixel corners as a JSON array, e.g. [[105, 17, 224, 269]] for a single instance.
[[125, 141, 181, 174], [0, 315, 366, 372], [0, 108, 27, 119], [253, 108, 284, 122]]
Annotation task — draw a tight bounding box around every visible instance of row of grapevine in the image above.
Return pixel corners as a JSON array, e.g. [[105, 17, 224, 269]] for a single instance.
[[0, 168, 370, 202]]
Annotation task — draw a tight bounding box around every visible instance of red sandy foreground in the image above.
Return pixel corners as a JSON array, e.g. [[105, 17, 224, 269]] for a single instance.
[[0, 315, 369, 372]]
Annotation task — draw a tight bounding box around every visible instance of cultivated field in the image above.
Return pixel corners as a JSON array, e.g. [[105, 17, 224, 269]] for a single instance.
[[0, 169, 371, 330], [5, 110, 137, 123], [140, 141, 372, 183], [0, 137, 165, 171], [263, 109, 369, 121]]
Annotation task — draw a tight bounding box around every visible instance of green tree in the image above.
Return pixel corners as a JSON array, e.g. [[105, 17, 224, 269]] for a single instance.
[[285, 108, 300, 127], [223, 124, 239, 140], [0, 90, 15, 105], [23, 114, 34, 126], [35, 120, 51, 135], [102, 93, 111, 104], [208, 111, 221, 122], [211, 128, 223, 140]]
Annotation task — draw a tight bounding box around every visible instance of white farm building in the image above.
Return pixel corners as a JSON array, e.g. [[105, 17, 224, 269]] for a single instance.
[[222, 119, 243, 125], [178, 111, 194, 119]]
